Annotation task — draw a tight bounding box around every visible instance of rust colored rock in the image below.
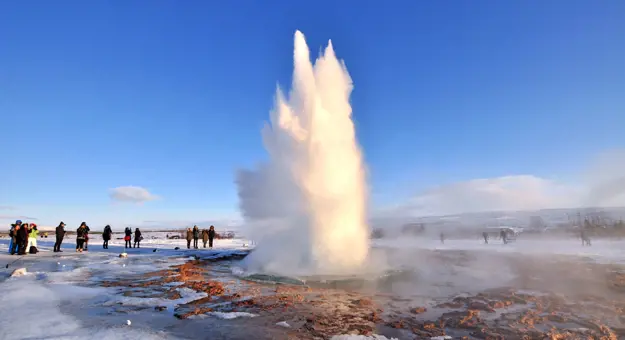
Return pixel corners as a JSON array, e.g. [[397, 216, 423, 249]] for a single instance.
[[489, 301, 506, 309], [469, 302, 495, 313], [412, 307, 427, 314], [387, 320, 405, 329], [352, 298, 373, 307]]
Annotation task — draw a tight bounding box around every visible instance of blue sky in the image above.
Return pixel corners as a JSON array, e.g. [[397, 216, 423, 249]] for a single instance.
[[1, 1, 624, 228]]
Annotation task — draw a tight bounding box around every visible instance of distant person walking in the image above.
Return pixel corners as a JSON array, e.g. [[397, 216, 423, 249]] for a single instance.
[[482, 232, 489, 244], [124, 227, 132, 248], [192, 225, 200, 249], [186, 228, 193, 249], [103, 225, 112, 249], [581, 230, 591, 246], [76, 223, 87, 252], [440, 232, 445, 244], [208, 225, 216, 248], [500, 229, 508, 244], [27, 223, 39, 253], [201, 229, 209, 248], [54, 221, 66, 252], [134, 228, 142, 248]]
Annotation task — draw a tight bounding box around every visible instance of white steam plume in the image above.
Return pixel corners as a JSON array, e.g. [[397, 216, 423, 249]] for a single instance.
[[236, 30, 370, 276]]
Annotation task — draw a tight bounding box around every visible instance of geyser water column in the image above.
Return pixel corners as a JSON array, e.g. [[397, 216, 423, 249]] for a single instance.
[[236, 30, 370, 276]]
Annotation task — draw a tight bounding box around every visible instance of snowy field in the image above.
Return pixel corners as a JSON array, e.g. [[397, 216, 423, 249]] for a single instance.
[[0, 235, 252, 340], [0, 234, 624, 339]]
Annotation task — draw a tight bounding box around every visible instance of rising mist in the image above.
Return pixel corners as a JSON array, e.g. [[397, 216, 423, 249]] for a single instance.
[[236, 31, 370, 276]]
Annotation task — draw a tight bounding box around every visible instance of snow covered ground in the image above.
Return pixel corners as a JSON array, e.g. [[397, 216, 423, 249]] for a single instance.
[[0, 235, 253, 340], [0, 234, 623, 339]]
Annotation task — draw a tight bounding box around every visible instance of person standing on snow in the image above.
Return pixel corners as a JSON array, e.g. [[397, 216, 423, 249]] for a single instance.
[[133, 228, 142, 248], [186, 228, 193, 249], [76, 223, 87, 252], [82, 222, 91, 251], [16, 223, 29, 255], [27, 223, 39, 253], [54, 221, 66, 252], [208, 225, 216, 248], [124, 227, 132, 248], [192, 225, 200, 249], [581, 229, 591, 246], [201, 229, 209, 248], [9, 220, 21, 254], [103, 225, 112, 249]]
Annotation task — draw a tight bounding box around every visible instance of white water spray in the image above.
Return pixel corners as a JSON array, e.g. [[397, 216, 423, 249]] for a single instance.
[[236, 30, 369, 276]]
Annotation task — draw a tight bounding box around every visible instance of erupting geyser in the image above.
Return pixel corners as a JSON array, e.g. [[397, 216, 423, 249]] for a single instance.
[[236, 30, 369, 276]]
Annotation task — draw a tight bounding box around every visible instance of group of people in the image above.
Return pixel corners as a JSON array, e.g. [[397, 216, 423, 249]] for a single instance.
[[8, 220, 217, 254], [186, 225, 216, 249], [479, 230, 510, 244], [52, 222, 144, 252], [8, 220, 40, 255], [122, 226, 143, 248], [52, 221, 96, 252]]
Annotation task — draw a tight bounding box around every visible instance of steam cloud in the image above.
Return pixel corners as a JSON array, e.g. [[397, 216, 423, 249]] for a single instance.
[[236, 31, 370, 276]]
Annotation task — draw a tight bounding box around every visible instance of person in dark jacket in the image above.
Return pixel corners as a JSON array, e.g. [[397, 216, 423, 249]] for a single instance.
[[54, 221, 66, 252], [192, 226, 200, 249], [482, 231, 489, 244], [208, 225, 216, 248], [186, 228, 193, 249], [124, 227, 132, 248], [500, 229, 508, 244], [83, 223, 91, 251], [201, 229, 209, 248], [16, 223, 29, 255], [76, 223, 87, 252], [9, 220, 22, 255], [103, 225, 112, 249], [134, 228, 142, 248]]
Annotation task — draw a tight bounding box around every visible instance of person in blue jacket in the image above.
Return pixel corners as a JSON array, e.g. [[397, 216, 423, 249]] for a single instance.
[[8, 220, 22, 254]]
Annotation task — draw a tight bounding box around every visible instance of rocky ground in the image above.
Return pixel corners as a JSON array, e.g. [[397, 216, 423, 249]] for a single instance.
[[93, 250, 625, 340]]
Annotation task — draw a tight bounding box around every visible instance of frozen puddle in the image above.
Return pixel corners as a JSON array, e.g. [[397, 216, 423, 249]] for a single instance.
[[102, 287, 208, 308], [0, 274, 178, 340], [189, 312, 258, 320]]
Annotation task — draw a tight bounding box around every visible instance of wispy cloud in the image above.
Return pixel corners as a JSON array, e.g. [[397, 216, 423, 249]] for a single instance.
[[109, 186, 160, 203], [0, 215, 38, 221], [0, 206, 16, 211], [379, 150, 625, 218], [383, 175, 580, 218]]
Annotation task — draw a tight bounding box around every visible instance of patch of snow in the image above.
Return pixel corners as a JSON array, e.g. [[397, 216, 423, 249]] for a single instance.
[[431, 336, 452, 340], [208, 312, 258, 319], [331, 335, 398, 340], [10, 267, 27, 277], [0, 275, 178, 340], [102, 287, 207, 308], [276, 321, 291, 328]]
